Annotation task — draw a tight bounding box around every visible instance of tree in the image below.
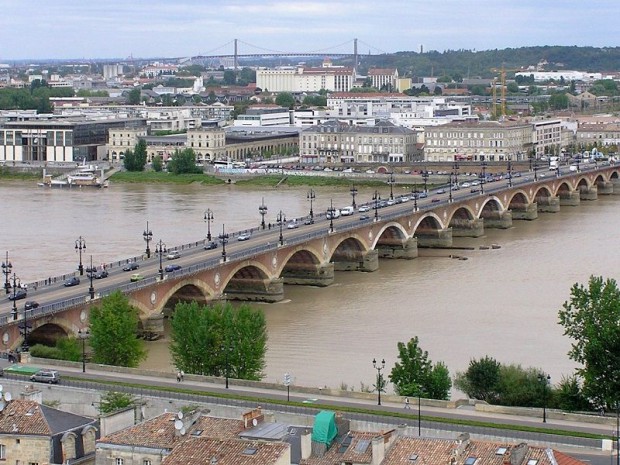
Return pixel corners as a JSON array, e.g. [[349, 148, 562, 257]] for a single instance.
[[98, 391, 136, 415], [558, 275, 620, 409], [495, 364, 546, 407], [123, 140, 147, 172], [151, 155, 163, 172], [89, 291, 146, 367], [389, 336, 451, 400], [454, 356, 501, 402], [127, 88, 142, 105], [275, 92, 295, 108], [170, 301, 267, 380], [223, 70, 236, 85], [166, 148, 202, 174]]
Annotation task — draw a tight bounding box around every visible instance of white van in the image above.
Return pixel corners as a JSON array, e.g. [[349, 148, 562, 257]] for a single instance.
[[340, 206, 355, 216], [326, 209, 341, 220]]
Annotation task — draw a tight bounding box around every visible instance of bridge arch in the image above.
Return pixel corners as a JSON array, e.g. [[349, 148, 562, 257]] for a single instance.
[[373, 222, 409, 248], [555, 181, 573, 197], [26, 321, 71, 348], [222, 262, 279, 302], [477, 197, 505, 218], [413, 212, 445, 233], [158, 279, 215, 317], [507, 191, 529, 209], [448, 205, 476, 225]]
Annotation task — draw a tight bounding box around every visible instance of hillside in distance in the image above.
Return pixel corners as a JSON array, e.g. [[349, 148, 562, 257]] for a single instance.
[[335, 45, 620, 80]]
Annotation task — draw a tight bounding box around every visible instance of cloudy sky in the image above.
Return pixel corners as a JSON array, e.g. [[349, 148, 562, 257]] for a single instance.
[[1, 0, 618, 60]]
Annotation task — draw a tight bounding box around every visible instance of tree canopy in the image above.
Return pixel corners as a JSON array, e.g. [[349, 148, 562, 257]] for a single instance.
[[558, 275, 620, 409], [89, 291, 146, 367], [454, 356, 501, 403], [167, 148, 202, 174], [275, 92, 295, 108], [170, 301, 267, 380], [123, 139, 148, 172]]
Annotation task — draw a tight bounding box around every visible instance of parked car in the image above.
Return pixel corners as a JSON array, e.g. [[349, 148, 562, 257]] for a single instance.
[[8, 288, 27, 301], [123, 262, 139, 271], [63, 276, 80, 287], [237, 232, 251, 241], [24, 300, 39, 310], [166, 250, 181, 260], [130, 273, 144, 282], [165, 264, 182, 272], [204, 241, 218, 250], [30, 369, 60, 384]]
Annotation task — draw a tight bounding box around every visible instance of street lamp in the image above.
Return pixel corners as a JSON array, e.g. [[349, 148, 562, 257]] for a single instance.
[[21, 299, 31, 352], [155, 239, 167, 280], [421, 169, 429, 194], [221, 343, 232, 389], [143, 221, 153, 258], [75, 236, 86, 276], [277, 210, 286, 246], [350, 184, 358, 209], [2, 251, 12, 295], [204, 208, 214, 241], [480, 161, 487, 195], [10, 273, 21, 321], [219, 224, 229, 262], [372, 190, 380, 221], [387, 172, 395, 200], [538, 373, 551, 422], [507, 157, 513, 187], [88, 255, 95, 299], [372, 358, 386, 406], [534, 161, 539, 181], [78, 328, 90, 373], [452, 160, 460, 187], [258, 198, 268, 230], [448, 173, 453, 203], [418, 388, 423, 436], [307, 189, 315, 222], [327, 199, 336, 233]]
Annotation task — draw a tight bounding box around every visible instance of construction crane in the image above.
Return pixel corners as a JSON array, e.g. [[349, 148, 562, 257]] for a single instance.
[[490, 64, 524, 119]]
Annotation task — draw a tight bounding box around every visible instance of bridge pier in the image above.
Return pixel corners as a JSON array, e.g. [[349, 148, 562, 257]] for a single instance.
[[537, 196, 560, 213], [282, 262, 335, 287], [482, 210, 513, 229], [143, 313, 165, 337], [611, 179, 620, 195], [597, 181, 614, 195], [559, 191, 580, 206], [579, 185, 598, 201], [224, 277, 284, 303], [511, 202, 538, 220], [416, 228, 453, 248], [451, 219, 484, 238], [377, 237, 418, 259], [333, 249, 379, 272]]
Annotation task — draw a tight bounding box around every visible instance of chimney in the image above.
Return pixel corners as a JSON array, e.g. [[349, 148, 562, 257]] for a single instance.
[[397, 424, 408, 437], [510, 443, 529, 465], [20, 385, 42, 404], [300, 430, 312, 460], [371, 436, 385, 465]]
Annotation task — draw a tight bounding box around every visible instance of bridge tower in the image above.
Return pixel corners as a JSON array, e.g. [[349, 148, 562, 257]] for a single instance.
[[353, 38, 358, 71], [234, 38, 238, 71]]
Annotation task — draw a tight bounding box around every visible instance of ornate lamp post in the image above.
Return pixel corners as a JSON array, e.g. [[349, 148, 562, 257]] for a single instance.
[[534, 161, 539, 181], [88, 255, 95, 299], [143, 221, 153, 258], [222, 343, 233, 389], [204, 209, 214, 241], [219, 225, 229, 262], [2, 251, 12, 295], [277, 210, 286, 246], [350, 184, 358, 209], [452, 160, 460, 186], [75, 236, 86, 276], [372, 358, 386, 406], [78, 328, 90, 373], [258, 198, 268, 230], [10, 273, 21, 322], [421, 170, 429, 193], [155, 239, 167, 280], [387, 172, 395, 200], [412, 185, 418, 212], [507, 157, 513, 187], [448, 173, 453, 202], [327, 199, 336, 233], [480, 162, 487, 195], [538, 373, 551, 422], [307, 190, 315, 222], [373, 190, 380, 221]]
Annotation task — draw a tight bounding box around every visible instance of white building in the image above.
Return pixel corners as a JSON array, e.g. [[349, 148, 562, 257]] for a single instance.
[[234, 107, 292, 127], [257, 60, 356, 93], [515, 70, 602, 82]]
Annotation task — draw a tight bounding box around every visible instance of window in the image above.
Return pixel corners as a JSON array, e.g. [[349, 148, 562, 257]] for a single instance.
[[0, 444, 5, 459], [143, 460, 152, 465], [116, 459, 124, 465]]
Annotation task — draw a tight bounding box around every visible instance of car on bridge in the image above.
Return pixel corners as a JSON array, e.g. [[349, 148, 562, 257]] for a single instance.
[[94, 269, 109, 279], [8, 288, 27, 301], [123, 262, 139, 271], [130, 273, 144, 282], [287, 221, 299, 229], [358, 205, 371, 212], [237, 232, 252, 241], [303, 217, 314, 225], [204, 241, 218, 250], [165, 264, 182, 272], [63, 277, 80, 287], [24, 301, 39, 310], [166, 250, 181, 260]]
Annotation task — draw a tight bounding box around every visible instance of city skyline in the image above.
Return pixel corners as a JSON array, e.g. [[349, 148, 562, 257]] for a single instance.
[[1, 0, 619, 62]]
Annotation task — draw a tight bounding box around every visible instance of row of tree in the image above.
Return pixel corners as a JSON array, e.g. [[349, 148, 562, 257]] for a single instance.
[[123, 139, 202, 175]]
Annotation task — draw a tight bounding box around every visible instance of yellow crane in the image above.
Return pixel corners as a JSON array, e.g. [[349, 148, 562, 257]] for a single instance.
[[491, 64, 524, 118]]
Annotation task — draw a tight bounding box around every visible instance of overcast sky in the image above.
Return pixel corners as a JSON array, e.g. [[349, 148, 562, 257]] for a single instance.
[[1, 0, 618, 61]]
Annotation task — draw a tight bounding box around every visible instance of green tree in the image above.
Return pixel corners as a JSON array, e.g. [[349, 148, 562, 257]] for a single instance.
[[123, 140, 147, 172], [275, 92, 295, 108], [166, 148, 202, 174], [89, 291, 145, 367], [151, 155, 163, 172], [223, 70, 237, 85], [170, 301, 267, 380], [389, 336, 451, 400], [495, 364, 547, 407], [98, 391, 136, 415], [127, 88, 142, 105], [454, 356, 501, 402], [555, 375, 590, 412], [558, 275, 620, 409]]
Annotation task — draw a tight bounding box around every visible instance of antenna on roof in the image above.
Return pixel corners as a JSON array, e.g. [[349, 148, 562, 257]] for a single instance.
[[174, 419, 183, 431], [177, 411, 184, 420], [4, 392, 12, 402]]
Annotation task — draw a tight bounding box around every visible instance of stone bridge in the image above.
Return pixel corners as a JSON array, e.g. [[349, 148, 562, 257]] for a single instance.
[[5, 167, 620, 349]]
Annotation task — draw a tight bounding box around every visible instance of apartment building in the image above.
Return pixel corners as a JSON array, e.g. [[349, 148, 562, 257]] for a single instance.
[[367, 67, 399, 90], [576, 123, 620, 148], [256, 60, 356, 93]]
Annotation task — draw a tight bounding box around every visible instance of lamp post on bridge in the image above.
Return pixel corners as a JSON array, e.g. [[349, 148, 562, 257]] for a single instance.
[[10, 273, 20, 322], [387, 172, 396, 200], [479, 162, 487, 195], [534, 161, 539, 181], [2, 251, 12, 295], [448, 172, 453, 203], [88, 255, 95, 299], [258, 198, 268, 230], [155, 239, 167, 280], [204, 209, 214, 241], [75, 236, 86, 276], [350, 184, 358, 209], [538, 373, 551, 422], [412, 185, 418, 212], [421, 169, 429, 194], [219, 224, 229, 262], [507, 157, 513, 188], [372, 358, 386, 406], [143, 221, 153, 258], [452, 160, 460, 187], [373, 190, 380, 221], [307, 189, 315, 223], [78, 328, 90, 373], [277, 210, 286, 246], [327, 199, 336, 233]]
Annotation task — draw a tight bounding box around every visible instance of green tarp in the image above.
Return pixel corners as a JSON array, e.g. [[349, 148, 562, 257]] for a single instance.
[[311, 410, 338, 445]]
